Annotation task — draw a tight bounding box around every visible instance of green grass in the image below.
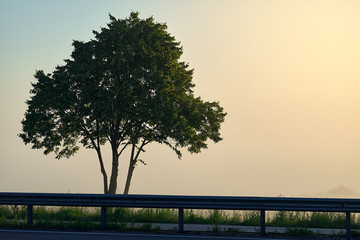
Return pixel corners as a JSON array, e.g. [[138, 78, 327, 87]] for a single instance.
[[266, 211, 352, 229], [285, 227, 314, 237], [109, 207, 178, 223], [0, 205, 359, 233]]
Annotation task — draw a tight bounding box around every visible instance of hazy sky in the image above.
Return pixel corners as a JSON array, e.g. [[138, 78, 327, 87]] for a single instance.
[[1, 0, 360, 197]]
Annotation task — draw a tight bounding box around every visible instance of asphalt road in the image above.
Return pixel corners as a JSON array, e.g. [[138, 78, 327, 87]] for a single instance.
[[0, 230, 282, 240]]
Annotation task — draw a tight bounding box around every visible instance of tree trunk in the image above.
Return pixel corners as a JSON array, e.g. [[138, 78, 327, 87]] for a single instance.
[[108, 144, 119, 194], [123, 144, 137, 195], [96, 148, 109, 194], [123, 160, 136, 195]]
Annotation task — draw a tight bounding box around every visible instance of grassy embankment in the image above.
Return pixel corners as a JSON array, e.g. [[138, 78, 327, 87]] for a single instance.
[[0, 205, 359, 234]]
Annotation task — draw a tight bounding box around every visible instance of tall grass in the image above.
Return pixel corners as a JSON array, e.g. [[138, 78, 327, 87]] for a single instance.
[[266, 211, 348, 228], [109, 208, 178, 223], [0, 205, 359, 231]]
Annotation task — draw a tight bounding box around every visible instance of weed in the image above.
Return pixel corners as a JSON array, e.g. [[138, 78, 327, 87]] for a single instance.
[[209, 210, 224, 224], [241, 211, 260, 226], [140, 223, 152, 231], [309, 212, 346, 228], [185, 209, 206, 224], [227, 227, 242, 233], [212, 224, 221, 232], [286, 227, 313, 237], [1, 204, 360, 234]]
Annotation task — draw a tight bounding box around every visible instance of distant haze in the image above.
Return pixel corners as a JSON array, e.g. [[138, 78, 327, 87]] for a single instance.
[[0, 0, 360, 197], [318, 186, 360, 198]]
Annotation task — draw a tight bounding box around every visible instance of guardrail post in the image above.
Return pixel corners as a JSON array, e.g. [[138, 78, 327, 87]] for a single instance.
[[27, 205, 33, 228], [101, 206, 107, 231], [346, 211, 351, 240], [178, 208, 184, 233], [260, 209, 265, 236]]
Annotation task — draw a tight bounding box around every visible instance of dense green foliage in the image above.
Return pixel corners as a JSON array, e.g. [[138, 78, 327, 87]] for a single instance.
[[19, 12, 226, 194]]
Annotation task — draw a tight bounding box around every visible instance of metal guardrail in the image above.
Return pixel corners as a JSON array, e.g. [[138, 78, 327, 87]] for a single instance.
[[0, 192, 359, 239]]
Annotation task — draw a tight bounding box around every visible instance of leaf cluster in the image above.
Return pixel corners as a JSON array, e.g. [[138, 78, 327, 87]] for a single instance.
[[19, 12, 226, 159]]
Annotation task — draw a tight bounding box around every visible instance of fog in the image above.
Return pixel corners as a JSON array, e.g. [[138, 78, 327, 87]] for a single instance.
[[1, 0, 360, 197]]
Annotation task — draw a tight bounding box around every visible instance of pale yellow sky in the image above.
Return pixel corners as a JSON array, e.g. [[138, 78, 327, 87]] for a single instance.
[[1, 0, 360, 197]]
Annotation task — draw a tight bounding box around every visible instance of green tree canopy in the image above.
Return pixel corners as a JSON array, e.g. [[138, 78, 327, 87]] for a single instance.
[[19, 12, 226, 194]]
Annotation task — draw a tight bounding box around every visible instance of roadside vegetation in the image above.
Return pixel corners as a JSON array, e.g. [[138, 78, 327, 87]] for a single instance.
[[1, 205, 359, 232]]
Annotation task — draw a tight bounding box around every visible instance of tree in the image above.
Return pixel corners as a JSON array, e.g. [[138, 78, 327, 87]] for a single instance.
[[19, 12, 226, 194]]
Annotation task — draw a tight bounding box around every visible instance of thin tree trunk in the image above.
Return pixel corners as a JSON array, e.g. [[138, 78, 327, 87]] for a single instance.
[[108, 144, 119, 194], [123, 161, 136, 195], [96, 148, 108, 194], [123, 141, 146, 195], [123, 144, 136, 195]]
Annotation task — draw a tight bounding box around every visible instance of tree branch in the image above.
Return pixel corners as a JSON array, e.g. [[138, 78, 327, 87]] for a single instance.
[[75, 115, 99, 150], [118, 140, 130, 157]]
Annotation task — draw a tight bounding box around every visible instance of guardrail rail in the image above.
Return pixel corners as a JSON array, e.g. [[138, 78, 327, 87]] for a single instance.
[[1, 193, 360, 239]]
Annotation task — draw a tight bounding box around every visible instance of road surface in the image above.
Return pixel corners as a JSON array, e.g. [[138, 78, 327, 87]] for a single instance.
[[0, 230, 284, 240]]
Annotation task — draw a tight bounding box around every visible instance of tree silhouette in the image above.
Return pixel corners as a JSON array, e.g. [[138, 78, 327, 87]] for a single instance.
[[19, 12, 226, 194]]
